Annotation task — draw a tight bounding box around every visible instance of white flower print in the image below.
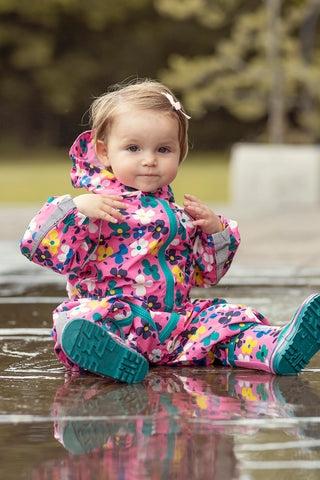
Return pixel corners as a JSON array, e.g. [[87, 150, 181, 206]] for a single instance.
[[193, 236, 204, 255], [68, 303, 91, 317], [130, 238, 149, 257], [243, 307, 258, 320], [57, 244, 72, 262], [237, 353, 250, 362], [167, 338, 180, 354], [148, 349, 162, 363], [180, 211, 194, 229], [132, 208, 155, 225], [88, 221, 99, 233], [91, 175, 110, 189], [23, 218, 37, 240], [171, 238, 180, 246], [81, 278, 96, 293], [133, 274, 153, 296], [203, 252, 214, 272]]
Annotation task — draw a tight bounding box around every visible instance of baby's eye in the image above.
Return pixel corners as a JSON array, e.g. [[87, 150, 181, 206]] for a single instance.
[[158, 146, 171, 154], [127, 145, 139, 152]]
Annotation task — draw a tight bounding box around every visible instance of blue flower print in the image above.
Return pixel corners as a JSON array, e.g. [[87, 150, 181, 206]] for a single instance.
[[110, 267, 128, 279], [252, 327, 273, 338], [35, 248, 53, 267], [148, 220, 169, 239], [146, 295, 161, 310], [136, 319, 155, 339], [165, 249, 182, 265], [133, 226, 147, 239], [112, 244, 128, 264], [142, 259, 160, 280], [79, 175, 91, 188], [218, 310, 242, 327]]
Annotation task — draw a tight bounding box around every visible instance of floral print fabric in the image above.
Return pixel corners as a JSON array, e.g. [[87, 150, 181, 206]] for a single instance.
[[20, 130, 272, 371]]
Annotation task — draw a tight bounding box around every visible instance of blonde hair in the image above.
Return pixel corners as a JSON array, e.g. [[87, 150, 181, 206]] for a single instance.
[[89, 79, 189, 163]]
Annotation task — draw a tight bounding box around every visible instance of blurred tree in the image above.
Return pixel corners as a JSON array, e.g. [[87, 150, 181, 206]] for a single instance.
[[0, 0, 216, 148], [156, 0, 320, 143]]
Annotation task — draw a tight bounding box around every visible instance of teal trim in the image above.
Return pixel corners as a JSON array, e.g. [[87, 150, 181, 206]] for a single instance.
[[156, 198, 178, 311], [126, 301, 158, 330], [159, 312, 180, 343], [227, 339, 236, 367]]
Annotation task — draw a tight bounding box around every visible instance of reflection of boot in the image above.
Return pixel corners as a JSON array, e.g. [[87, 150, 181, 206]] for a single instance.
[[54, 380, 149, 455], [61, 319, 149, 383], [272, 375, 320, 439]]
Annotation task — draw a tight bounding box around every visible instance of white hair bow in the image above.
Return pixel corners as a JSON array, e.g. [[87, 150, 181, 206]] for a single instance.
[[161, 92, 191, 119]]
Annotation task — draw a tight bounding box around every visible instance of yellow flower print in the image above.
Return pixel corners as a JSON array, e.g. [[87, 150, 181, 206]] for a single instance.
[[241, 336, 258, 355], [194, 265, 204, 286], [97, 245, 113, 262], [241, 387, 257, 401], [195, 394, 208, 410], [100, 168, 115, 180], [41, 229, 60, 255], [87, 298, 109, 309], [149, 240, 163, 255], [188, 325, 206, 341], [172, 265, 184, 284]]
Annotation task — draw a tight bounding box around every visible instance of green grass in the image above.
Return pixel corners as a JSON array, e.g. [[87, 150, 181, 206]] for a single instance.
[[0, 150, 229, 204]]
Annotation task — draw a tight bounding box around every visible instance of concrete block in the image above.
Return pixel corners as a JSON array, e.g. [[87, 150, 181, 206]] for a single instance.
[[230, 143, 320, 210]]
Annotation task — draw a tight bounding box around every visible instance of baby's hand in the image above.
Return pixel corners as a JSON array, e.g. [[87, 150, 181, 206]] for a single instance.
[[183, 193, 223, 234], [73, 194, 126, 223]]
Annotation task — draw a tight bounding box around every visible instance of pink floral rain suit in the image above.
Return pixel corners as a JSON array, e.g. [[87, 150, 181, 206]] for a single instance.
[[21, 131, 276, 373]]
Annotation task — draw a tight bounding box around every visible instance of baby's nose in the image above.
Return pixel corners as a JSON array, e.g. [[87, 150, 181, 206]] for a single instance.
[[142, 153, 157, 166]]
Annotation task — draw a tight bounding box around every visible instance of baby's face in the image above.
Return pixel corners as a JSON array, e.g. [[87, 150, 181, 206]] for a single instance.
[[97, 108, 181, 192]]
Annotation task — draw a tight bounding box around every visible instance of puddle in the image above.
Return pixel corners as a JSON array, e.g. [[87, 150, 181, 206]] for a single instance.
[[1, 281, 320, 479]]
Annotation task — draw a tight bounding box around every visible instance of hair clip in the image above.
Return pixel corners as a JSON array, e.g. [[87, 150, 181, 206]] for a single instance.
[[161, 92, 191, 119]]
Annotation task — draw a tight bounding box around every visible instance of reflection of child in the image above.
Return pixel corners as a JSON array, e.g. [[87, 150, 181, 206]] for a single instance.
[[20, 79, 320, 383]]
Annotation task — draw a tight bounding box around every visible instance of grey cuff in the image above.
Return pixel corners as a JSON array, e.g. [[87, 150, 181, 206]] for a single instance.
[[30, 196, 76, 258], [211, 227, 232, 278]]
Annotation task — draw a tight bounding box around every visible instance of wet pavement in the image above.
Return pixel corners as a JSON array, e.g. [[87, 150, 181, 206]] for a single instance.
[[1, 204, 320, 479]]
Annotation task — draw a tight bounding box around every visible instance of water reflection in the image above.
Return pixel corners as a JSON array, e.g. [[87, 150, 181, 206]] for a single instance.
[[34, 369, 320, 479]]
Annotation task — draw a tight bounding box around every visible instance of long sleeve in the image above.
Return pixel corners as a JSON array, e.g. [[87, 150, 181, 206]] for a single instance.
[[20, 195, 101, 275], [190, 216, 240, 287]]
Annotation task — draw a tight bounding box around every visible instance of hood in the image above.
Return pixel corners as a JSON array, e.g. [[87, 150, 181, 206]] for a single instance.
[[69, 130, 175, 202]]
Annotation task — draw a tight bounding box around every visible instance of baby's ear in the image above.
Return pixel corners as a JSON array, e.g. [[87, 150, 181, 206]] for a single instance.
[[96, 140, 110, 166]]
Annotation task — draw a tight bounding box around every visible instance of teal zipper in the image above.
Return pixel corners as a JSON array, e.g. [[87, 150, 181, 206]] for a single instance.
[[159, 312, 180, 343], [156, 198, 178, 311]]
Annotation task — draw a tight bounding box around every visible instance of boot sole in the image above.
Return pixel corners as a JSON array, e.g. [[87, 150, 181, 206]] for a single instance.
[[271, 294, 320, 374], [61, 319, 149, 384]]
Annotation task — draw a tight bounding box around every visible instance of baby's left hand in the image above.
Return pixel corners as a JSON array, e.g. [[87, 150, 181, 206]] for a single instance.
[[183, 193, 223, 234]]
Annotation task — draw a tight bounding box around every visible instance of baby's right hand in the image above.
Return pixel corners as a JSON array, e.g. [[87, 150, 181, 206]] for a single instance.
[[73, 194, 126, 223]]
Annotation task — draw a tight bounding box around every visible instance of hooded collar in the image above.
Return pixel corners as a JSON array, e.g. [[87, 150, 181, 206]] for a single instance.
[[69, 130, 175, 202]]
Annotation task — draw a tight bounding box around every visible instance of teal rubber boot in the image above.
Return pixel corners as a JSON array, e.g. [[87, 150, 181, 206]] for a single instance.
[[270, 294, 320, 375], [61, 319, 149, 383]]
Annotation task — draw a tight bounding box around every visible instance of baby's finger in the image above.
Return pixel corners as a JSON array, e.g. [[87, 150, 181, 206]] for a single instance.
[[99, 210, 119, 223], [102, 198, 127, 209], [192, 218, 209, 227], [184, 193, 202, 204], [101, 205, 125, 221]]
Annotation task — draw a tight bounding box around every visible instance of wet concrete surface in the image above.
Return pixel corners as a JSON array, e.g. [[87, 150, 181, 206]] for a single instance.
[[1, 270, 320, 479]]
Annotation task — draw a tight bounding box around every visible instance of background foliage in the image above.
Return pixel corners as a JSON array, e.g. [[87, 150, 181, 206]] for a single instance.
[[1, 0, 320, 153]]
